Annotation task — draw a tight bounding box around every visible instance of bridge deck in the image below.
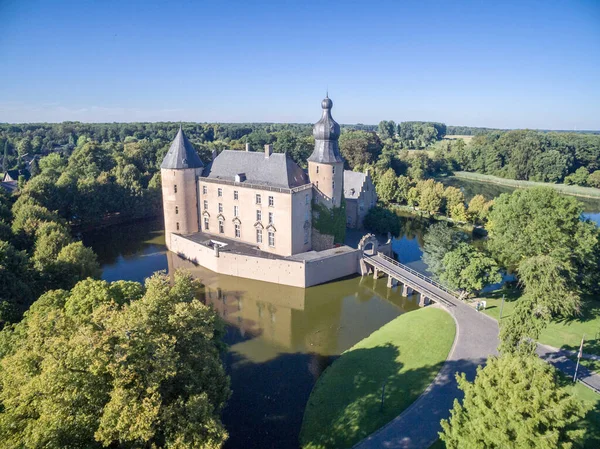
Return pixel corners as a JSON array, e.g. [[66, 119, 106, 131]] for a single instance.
[[363, 253, 458, 307]]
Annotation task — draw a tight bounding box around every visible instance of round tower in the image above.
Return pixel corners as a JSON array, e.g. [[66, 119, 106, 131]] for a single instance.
[[160, 127, 204, 249], [307, 96, 344, 208]]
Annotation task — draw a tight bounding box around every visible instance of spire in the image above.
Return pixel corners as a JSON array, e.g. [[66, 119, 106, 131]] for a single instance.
[[308, 96, 343, 164], [160, 127, 204, 169]]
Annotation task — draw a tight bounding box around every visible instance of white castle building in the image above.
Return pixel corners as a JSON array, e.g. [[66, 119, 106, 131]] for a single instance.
[[160, 97, 377, 287]]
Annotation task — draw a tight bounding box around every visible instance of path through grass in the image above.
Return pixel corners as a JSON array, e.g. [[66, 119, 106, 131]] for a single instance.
[[299, 307, 456, 449]]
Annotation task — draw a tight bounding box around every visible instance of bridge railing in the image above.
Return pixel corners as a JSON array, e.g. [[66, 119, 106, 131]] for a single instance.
[[372, 252, 462, 299]]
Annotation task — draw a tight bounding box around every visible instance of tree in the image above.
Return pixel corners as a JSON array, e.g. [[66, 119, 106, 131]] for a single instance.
[[377, 120, 396, 140], [440, 243, 501, 295], [416, 179, 445, 215], [376, 169, 400, 204], [55, 241, 101, 285], [2, 140, 8, 173], [0, 240, 34, 324], [39, 153, 66, 179], [32, 221, 73, 269], [363, 206, 400, 236], [587, 169, 600, 188], [0, 271, 231, 449], [422, 223, 468, 279], [339, 131, 383, 169], [443, 186, 465, 217], [467, 194, 492, 225], [440, 354, 589, 449], [486, 188, 598, 285], [396, 175, 412, 204], [564, 167, 589, 186]]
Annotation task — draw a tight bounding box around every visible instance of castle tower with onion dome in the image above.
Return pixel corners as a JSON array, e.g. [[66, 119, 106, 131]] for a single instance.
[[307, 96, 345, 209]]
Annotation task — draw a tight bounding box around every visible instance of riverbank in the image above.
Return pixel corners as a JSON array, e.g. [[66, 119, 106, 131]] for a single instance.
[[390, 204, 478, 234], [449, 171, 600, 200], [299, 307, 455, 449]]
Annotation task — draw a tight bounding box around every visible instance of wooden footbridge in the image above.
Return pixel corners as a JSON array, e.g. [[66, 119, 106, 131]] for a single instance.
[[357, 234, 464, 308]]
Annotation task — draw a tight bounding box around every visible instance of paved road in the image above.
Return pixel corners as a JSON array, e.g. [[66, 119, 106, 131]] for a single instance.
[[354, 294, 500, 449], [353, 293, 600, 449]]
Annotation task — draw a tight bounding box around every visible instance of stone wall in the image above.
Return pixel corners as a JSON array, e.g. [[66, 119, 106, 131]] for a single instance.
[[310, 228, 334, 252]]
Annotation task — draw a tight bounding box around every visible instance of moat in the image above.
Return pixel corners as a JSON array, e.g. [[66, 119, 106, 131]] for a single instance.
[[82, 219, 424, 449]]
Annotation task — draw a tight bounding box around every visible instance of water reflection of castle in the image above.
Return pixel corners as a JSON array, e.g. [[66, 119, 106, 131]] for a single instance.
[[167, 252, 413, 353]]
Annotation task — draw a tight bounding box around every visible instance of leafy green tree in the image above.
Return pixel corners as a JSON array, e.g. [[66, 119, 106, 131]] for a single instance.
[[55, 242, 101, 285], [396, 175, 412, 204], [422, 223, 468, 279], [29, 158, 40, 177], [440, 243, 501, 295], [32, 221, 73, 269], [564, 167, 589, 186], [363, 206, 400, 236], [407, 187, 419, 208], [0, 240, 34, 324], [377, 120, 396, 140], [2, 140, 8, 173], [376, 169, 400, 204], [415, 179, 445, 215], [467, 194, 492, 225], [0, 271, 231, 449], [588, 169, 600, 188], [443, 186, 465, 216], [449, 202, 469, 222], [38, 153, 67, 179], [11, 203, 63, 246], [486, 188, 598, 284], [339, 131, 383, 169], [440, 354, 589, 449]]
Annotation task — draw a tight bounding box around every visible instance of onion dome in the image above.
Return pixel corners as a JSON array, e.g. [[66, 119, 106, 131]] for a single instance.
[[308, 96, 344, 164], [161, 126, 204, 169]]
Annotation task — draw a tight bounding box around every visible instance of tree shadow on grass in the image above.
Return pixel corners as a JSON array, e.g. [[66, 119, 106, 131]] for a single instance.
[[300, 344, 447, 449]]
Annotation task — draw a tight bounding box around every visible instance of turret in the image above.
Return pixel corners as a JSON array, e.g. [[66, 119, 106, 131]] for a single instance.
[[160, 127, 204, 249], [308, 96, 344, 208]]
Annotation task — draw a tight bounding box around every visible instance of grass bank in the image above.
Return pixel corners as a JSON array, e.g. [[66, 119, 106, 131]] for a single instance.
[[451, 171, 600, 200], [390, 204, 477, 234], [299, 307, 456, 449]]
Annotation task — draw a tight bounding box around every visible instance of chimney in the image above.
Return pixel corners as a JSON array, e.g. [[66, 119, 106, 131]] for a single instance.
[[264, 144, 272, 159], [245, 143, 250, 152], [212, 149, 217, 161]]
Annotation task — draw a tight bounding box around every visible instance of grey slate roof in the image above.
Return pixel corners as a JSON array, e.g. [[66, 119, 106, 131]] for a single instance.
[[344, 170, 367, 199], [160, 127, 204, 169], [203, 150, 310, 189], [308, 97, 344, 164]]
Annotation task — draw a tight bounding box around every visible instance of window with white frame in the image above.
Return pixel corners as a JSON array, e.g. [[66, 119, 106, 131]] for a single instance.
[[204, 217, 209, 230], [268, 231, 275, 247], [203, 200, 208, 210], [202, 185, 207, 194], [234, 190, 238, 200], [218, 203, 223, 213], [256, 229, 262, 243], [234, 224, 241, 238], [256, 210, 262, 221], [268, 196, 274, 207], [219, 220, 224, 233], [218, 188, 223, 197], [256, 194, 261, 204], [234, 205, 239, 217], [268, 212, 273, 224]]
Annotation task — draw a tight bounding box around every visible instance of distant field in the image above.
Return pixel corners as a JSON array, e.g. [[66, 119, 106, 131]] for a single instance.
[[443, 135, 474, 143]]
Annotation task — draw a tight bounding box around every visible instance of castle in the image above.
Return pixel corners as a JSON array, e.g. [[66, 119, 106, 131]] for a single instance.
[[160, 97, 377, 287]]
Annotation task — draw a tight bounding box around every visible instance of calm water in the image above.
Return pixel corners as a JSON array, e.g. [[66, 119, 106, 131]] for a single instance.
[[82, 219, 420, 449]]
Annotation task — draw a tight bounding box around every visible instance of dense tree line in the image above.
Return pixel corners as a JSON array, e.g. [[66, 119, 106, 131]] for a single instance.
[[449, 129, 600, 186]]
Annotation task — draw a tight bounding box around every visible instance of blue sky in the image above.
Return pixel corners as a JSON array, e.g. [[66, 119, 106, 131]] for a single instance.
[[1, 0, 599, 129]]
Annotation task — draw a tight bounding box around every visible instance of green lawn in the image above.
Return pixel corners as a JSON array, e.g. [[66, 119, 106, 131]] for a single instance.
[[299, 307, 456, 449], [481, 289, 600, 356]]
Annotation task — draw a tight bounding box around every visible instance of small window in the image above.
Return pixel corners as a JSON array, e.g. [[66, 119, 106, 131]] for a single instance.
[[316, 181, 319, 188], [176, 222, 180, 231], [175, 206, 179, 215], [218, 188, 223, 197], [268, 212, 273, 224], [268, 231, 275, 247], [218, 203, 223, 213], [234, 190, 239, 200], [203, 200, 208, 210], [235, 224, 241, 238], [332, 166, 335, 174], [174, 185, 178, 193], [316, 166, 319, 174], [305, 193, 309, 205], [256, 194, 261, 204], [204, 217, 209, 230], [332, 180, 335, 190], [219, 221, 224, 234], [268, 196, 274, 207], [257, 210, 262, 221], [203, 186, 207, 194], [234, 205, 239, 217], [304, 227, 309, 244], [256, 229, 263, 243]]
